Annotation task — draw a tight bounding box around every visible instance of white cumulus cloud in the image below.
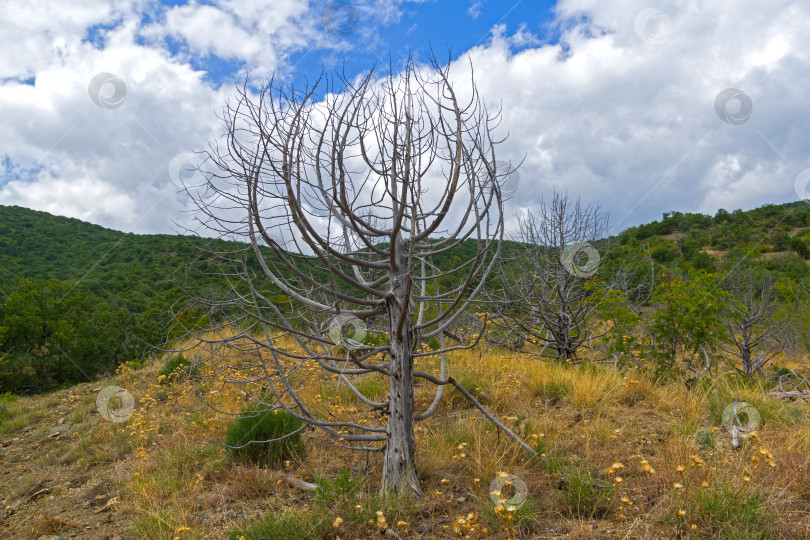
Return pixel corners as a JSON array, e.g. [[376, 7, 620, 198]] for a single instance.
[[1, 0, 808, 237]]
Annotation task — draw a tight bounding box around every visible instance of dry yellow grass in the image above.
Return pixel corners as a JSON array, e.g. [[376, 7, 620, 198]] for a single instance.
[[1, 331, 810, 538]]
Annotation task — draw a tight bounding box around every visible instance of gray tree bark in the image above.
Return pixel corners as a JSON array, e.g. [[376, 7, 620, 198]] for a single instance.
[[382, 234, 421, 495]]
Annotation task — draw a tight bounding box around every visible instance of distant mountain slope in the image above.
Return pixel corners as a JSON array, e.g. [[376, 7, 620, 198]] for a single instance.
[[0, 205, 514, 314], [5, 200, 810, 303], [614, 201, 810, 280], [0, 205, 229, 312], [4, 201, 810, 313]]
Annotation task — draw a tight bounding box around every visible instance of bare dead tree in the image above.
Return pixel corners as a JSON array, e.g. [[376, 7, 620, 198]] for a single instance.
[[766, 367, 810, 400], [487, 192, 611, 361], [718, 265, 799, 376], [180, 56, 535, 497]]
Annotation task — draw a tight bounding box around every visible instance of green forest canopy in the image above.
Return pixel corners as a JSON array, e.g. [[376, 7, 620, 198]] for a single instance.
[[3, 201, 810, 393]]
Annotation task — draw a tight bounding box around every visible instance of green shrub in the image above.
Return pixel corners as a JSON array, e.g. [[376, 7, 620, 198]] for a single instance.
[[789, 236, 810, 258], [157, 354, 197, 383], [481, 495, 542, 535], [531, 372, 572, 405], [695, 427, 717, 448], [123, 357, 148, 371], [314, 468, 363, 510], [224, 405, 304, 467], [770, 364, 793, 378], [229, 468, 415, 539], [558, 464, 614, 518], [314, 468, 415, 530]]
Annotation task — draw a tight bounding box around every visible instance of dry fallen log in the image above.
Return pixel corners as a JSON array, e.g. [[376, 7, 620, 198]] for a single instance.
[[769, 390, 810, 401], [282, 474, 317, 491]]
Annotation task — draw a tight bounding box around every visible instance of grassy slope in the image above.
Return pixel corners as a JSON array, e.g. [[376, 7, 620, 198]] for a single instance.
[[1, 336, 809, 539]]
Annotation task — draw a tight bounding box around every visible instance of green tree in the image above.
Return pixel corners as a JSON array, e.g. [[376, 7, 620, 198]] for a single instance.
[[772, 231, 790, 251], [651, 243, 678, 264], [690, 251, 715, 272], [585, 279, 642, 366], [714, 208, 731, 224], [648, 270, 730, 377], [789, 236, 810, 259], [0, 278, 132, 393]]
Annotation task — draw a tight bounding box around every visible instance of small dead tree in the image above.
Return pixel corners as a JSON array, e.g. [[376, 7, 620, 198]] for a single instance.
[[183, 56, 534, 497], [718, 265, 798, 376], [488, 192, 610, 361]]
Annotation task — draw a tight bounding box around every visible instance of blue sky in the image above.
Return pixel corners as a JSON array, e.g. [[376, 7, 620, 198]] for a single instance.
[[287, 0, 559, 85], [1, 0, 809, 235], [158, 0, 561, 92]]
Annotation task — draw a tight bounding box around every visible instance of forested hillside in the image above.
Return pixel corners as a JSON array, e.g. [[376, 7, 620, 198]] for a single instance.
[[3, 201, 810, 394], [0, 205, 244, 392], [0, 205, 232, 313], [615, 202, 810, 282]]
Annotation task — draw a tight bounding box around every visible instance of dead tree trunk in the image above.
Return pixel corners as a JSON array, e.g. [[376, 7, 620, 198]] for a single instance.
[[382, 234, 421, 495], [718, 264, 799, 376], [488, 192, 611, 361]]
